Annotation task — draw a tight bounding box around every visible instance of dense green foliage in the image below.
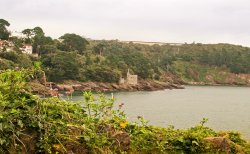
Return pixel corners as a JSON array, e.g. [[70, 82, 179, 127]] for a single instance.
[[41, 51, 80, 81], [1, 19, 250, 84], [0, 70, 250, 153], [58, 33, 89, 54], [22, 26, 54, 54], [0, 19, 10, 40], [0, 51, 33, 69]]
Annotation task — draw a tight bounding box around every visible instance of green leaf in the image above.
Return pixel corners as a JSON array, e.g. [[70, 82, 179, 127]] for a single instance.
[[17, 120, 24, 128], [177, 137, 184, 143], [192, 140, 199, 146], [0, 138, 6, 145], [0, 123, 2, 131], [11, 109, 19, 114]]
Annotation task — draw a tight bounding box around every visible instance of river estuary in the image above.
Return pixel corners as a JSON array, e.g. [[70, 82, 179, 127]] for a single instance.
[[68, 86, 250, 139]]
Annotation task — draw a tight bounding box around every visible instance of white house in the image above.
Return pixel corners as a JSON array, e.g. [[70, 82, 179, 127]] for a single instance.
[[0, 40, 14, 52], [21, 44, 33, 54]]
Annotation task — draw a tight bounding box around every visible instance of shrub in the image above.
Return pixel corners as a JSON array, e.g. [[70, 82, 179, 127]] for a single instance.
[[0, 69, 249, 153]]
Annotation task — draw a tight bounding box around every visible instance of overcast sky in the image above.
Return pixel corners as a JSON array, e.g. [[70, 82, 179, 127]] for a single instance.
[[1, 0, 250, 46]]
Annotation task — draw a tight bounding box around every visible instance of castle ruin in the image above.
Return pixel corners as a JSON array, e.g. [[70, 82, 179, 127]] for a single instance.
[[120, 69, 138, 85]]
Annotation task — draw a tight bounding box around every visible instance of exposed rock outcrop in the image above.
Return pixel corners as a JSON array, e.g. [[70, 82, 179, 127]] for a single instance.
[[29, 74, 185, 95], [52, 80, 184, 93]]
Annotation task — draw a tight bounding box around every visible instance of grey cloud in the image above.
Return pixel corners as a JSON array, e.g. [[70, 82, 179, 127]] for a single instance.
[[0, 0, 250, 46]]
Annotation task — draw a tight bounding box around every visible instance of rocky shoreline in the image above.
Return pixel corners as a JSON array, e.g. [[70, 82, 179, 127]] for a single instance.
[[29, 73, 250, 96], [60, 80, 184, 92], [29, 79, 185, 96]]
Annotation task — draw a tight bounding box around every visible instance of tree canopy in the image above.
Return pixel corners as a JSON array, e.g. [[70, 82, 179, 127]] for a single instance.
[[58, 33, 88, 54], [22, 26, 54, 54], [0, 19, 10, 40], [1, 19, 250, 84]]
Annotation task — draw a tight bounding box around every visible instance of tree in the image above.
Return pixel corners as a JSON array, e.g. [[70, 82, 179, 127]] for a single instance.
[[39, 44, 57, 55], [58, 33, 88, 54], [0, 51, 33, 68], [33, 35, 54, 54], [22, 27, 44, 43], [22, 27, 54, 54], [84, 66, 121, 83], [41, 51, 80, 81], [93, 41, 107, 55], [22, 28, 34, 43], [33, 26, 44, 36], [0, 19, 10, 40]]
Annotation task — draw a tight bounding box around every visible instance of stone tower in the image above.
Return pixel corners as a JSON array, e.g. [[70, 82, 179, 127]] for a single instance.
[[126, 69, 138, 85]]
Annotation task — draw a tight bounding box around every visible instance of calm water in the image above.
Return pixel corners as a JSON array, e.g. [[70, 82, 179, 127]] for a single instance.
[[69, 86, 250, 139]]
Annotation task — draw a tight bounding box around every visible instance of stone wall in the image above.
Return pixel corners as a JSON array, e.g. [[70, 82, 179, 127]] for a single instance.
[[126, 74, 138, 85]]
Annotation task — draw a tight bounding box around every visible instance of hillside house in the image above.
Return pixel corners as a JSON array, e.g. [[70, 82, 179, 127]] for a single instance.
[[0, 40, 34, 55], [21, 44, 33, 54], [0, 40, 14, 52]]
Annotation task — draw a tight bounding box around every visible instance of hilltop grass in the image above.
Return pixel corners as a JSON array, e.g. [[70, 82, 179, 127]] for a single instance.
[[0, 69, 250, 154]]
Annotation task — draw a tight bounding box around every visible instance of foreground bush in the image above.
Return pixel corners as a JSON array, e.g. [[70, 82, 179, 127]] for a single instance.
[[0, 69, 250, 154]]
